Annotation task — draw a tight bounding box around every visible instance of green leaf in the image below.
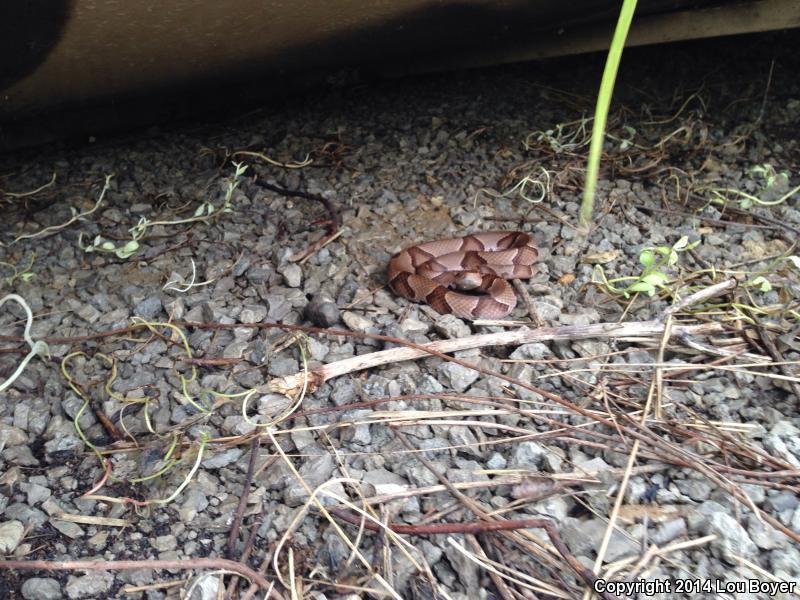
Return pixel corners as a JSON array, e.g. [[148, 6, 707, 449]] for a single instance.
[[673, 235, 689, 250], [749, 276, 772, 292], [641, 272, 669, 286], [20, 272, 36, 283], [115, 240, 140, 259], [101, 241, 116, 251], [639, 250, 655, 268], [654, 246, 671, 257], [627, 281, 656, 296]]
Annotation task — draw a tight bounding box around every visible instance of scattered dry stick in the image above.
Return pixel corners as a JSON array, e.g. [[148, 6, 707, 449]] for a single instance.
[[756, 322, 800, 403], [253, 179, 341, 263], [0, 559, 280, 598], [265, 280, 738, 399], [226, 436, 261, 560], [465, 535, 516, 600], [268, 319, 726, 397], [329, 508, 572, 536], [391, 430, 614, 600], [589, 313, 674, 598], [328, 509, 611, 599], [512, 278, 543, 326], [8, 280, 793, 548]]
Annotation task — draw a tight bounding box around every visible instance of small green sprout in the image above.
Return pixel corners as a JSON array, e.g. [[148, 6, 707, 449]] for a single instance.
[[0, 254, 36, 287], [78, 162, 247, 260], [744, 255, 800, 293], [747, 276, 772, 293], [706, 164, 799, 210], [78, 233, 142, 259], [609, 124, 638, 151], [751, 163, 789, 193], [524, 117, 592, 155], [594, 236, 700, 298]]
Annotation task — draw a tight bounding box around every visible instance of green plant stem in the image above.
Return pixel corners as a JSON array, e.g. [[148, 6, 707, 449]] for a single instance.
[[579, 0, 638, 228]]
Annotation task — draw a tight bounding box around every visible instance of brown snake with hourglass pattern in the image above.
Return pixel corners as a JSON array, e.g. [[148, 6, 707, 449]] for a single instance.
[[387, 231, 539, 320]]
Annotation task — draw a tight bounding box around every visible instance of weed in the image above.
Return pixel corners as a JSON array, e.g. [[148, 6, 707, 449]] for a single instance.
[[0, 254, 36, 288], [472, 166, 552, 207], [594, 235, 699, 298], [705, 164, 800, 210], [6, 175, 111, 246], [0, 294, 49, 393], [524, 118, 592, 155], [79, 162, 247, 260]]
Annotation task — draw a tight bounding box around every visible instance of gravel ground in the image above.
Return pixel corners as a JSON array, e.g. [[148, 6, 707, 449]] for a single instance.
[[1, 32, 800, 600]]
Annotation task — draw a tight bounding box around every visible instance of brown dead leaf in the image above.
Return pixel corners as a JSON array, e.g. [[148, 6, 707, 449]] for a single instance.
[[616, 504, 684, 524], [511, 479, 557, 499], [558, 273, 576, 285], [122, 264, 163, 286], [581, 249, 621, 264], [700, 156, 726, 178], [741, 238, 788, 261]]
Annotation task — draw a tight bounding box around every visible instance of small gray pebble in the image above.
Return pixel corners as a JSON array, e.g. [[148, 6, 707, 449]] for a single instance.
[[486, 452, 507, 470], [133, 296, 163, 320], [22, 578, 62, 600], [433, 314, 470, 338], [280, 263, 303, 287], [342, 311, 373, 332], [66, 571, 114, 599], [0, 520, 24, 553], [305, 296, 341, 327]]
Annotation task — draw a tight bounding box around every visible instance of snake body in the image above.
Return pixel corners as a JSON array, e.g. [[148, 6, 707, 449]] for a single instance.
[[387, 231, 538, 320]]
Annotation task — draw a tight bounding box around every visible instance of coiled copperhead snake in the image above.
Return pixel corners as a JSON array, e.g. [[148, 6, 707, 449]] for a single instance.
[[388, 231, 539, 320]]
